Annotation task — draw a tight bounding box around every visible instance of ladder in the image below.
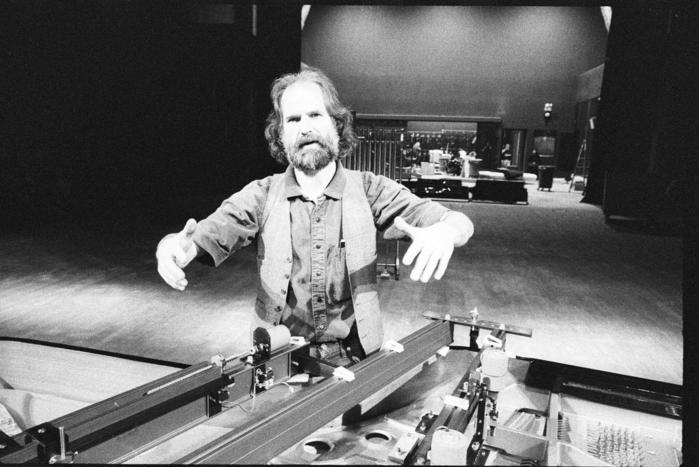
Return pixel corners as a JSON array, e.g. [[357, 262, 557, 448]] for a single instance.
[[569, 137, 589, 193]]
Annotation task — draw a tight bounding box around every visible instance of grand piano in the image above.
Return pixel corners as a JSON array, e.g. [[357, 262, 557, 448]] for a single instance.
[[0, 311, 682, 465]]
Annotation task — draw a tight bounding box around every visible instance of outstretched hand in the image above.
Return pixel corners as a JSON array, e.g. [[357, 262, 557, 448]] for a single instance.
[[156, 218, 199, 291], [393, 216, 459, 282]]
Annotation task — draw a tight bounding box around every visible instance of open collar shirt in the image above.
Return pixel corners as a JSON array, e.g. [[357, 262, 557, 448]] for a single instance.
[[193, 161, 450, 344]]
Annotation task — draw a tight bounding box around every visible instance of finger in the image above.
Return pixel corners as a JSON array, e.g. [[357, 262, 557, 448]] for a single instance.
[[158, 265, 185, 291], [402, 240, 421, 266], [410, 247, 431, 281], [181, 218, 197, 239], [158, 265, 184, 290], [433, 248, 453, 280], [173, 245, 190, 268], [179, 219, 197, 251], [420, 251, 442, 283], [158, 258, 186, 286], [393, 216, 419, 239]]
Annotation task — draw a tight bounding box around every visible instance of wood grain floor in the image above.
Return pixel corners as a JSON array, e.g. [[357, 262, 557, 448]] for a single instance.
[[0, 179, 682, 385]]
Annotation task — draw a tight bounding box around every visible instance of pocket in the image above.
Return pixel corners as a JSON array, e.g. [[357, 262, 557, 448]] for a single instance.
[[327, 244, 351, 303]]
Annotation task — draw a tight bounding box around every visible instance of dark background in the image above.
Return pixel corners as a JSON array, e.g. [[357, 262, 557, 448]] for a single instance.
[[2, 0, 300, 231]]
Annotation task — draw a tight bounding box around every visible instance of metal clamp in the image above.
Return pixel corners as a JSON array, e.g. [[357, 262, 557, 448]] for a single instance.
[[381, 340, 405, 353]]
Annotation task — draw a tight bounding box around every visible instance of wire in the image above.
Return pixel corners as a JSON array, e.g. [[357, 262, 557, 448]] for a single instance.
[[250, 377, 257, 413]]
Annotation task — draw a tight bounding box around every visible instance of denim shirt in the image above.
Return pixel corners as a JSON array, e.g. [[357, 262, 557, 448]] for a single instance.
[[193, 162, 450, 346]]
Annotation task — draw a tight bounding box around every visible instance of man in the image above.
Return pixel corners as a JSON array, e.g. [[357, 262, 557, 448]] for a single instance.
[[156, 67, 473, 366]]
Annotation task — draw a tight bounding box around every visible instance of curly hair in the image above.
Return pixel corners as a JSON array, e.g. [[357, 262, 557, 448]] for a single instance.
[[264, 66, 357, 165]]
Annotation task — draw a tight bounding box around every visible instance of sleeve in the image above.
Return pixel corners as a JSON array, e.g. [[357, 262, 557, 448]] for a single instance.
[[192, 177, 271, 266], [362, 172, 451, 238]]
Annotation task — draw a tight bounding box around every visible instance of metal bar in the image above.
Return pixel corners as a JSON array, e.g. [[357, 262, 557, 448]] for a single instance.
[[355, 113, 502, 123], [1, 361, 221, 463], [467, 381, 489, 464], [178, 320, 453, 464], [374, 129, 379, 174], [365, 128, 371, 171], [390, 132, 397, 180], [375, 129, 381, 175], [387, 131, 394, 179], [1, 345, 303, 464], [359, 132, 365, 171], [407, 354, 479, 465], [378, 129, 385, 175], [423, 310, 532, 337], [362, 135, 368, 172]]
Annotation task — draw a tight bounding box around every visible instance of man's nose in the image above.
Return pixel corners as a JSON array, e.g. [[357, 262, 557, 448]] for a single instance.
[[299, 116, 314, 135]]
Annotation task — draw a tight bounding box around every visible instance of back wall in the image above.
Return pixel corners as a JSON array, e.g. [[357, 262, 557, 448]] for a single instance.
[[301, 6, 608, 133]]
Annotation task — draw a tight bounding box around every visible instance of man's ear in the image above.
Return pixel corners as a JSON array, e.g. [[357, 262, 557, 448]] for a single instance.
[[333, 116, 344, 133]]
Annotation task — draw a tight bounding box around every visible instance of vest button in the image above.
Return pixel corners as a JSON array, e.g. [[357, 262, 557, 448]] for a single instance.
[[286, 257, 292, 263], [284, 273, 290, 279], [281, 289, 287, 295], [275, 306, 282, 312]]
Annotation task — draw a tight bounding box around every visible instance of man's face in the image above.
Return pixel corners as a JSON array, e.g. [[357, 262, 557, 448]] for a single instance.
[[280, 81, 340, 174]]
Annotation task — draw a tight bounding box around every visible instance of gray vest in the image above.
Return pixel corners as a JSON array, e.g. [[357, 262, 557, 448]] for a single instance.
[[253, 169, 383, 354]]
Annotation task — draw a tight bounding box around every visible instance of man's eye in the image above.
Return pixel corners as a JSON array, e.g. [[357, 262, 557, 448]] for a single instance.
[[287, 117, 300, 123]]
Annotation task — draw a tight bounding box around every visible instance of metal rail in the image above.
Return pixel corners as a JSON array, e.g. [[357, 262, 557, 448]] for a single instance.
[[178, 320, 453, 464], [345, 128, 405, 182], [0, 345, 303, 463]]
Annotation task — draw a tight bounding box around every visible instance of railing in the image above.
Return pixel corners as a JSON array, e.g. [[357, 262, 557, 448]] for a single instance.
[[347, 125, 488, 180], [345, 128, 405, 182]]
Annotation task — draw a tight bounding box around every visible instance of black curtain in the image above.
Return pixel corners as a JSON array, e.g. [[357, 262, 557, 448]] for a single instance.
[[1, 0, 301, 231], [584, 2, 695, 213]]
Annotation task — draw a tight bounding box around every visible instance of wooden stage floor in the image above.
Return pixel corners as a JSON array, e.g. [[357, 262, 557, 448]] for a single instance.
[[0, 179, 683, 385]]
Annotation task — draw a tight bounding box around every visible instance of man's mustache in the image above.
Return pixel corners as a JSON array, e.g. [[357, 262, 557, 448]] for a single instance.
[[296, 136, 326, 149]]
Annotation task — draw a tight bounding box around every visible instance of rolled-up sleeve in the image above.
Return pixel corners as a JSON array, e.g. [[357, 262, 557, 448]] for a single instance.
[[192, 177, 271, 266], [362, 173, 450, 237]]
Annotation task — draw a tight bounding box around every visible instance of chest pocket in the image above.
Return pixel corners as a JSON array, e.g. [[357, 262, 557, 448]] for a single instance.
[[327, 241, 350, 304]]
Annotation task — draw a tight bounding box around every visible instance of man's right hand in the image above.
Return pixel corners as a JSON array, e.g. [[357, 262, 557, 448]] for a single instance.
[[156, 218, 199, 291]]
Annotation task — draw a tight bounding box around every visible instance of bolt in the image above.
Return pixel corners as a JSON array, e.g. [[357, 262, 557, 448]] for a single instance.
[[38, 428, 46, 434]]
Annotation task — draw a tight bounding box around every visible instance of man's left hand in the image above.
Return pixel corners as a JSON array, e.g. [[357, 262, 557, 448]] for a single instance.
[[393, 216, 459, 282]]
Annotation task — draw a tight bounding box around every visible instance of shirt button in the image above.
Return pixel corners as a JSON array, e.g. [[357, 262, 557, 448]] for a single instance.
[[317, 324, 325, 331], [315, 271, 321, 277], [274, 306, 282, 312], [316, 297, 322, 303], [284, 273, 290, 279], [286, 257, 292, 263], [281, 289, 287, 295], [315, 217, 321, 223], [315, 244, 321, 249]]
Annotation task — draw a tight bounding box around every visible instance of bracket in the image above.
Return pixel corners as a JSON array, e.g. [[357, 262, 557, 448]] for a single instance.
[[423, 310, 532, 337]]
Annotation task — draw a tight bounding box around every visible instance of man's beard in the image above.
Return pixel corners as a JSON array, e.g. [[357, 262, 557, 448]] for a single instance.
[[285, 134, 339, 174]]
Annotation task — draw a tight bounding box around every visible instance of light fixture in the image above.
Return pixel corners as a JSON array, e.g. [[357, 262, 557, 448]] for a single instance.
[[544, 103, 553, 123]]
